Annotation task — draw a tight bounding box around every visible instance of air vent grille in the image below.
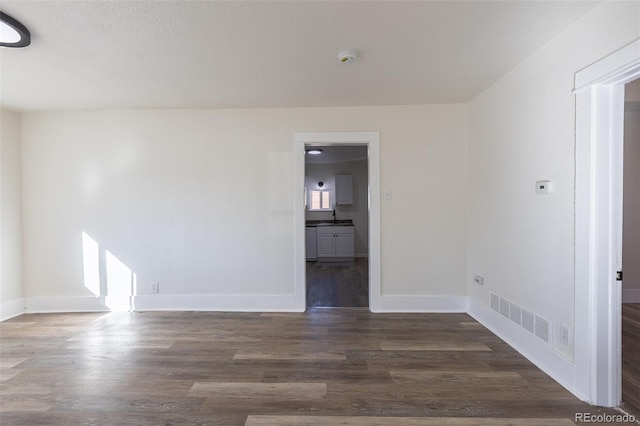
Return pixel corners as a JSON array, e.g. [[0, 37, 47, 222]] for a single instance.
[[509, 303, 522, 326], [490, 293, 500, 312], [489, 292, 551, 344], [499, 297, 510, 318], [535, 316, 551, 343], [522, 310, 535, 334]]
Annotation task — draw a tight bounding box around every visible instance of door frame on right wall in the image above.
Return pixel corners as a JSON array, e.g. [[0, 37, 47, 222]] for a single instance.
[[574, 38, 640, 407]]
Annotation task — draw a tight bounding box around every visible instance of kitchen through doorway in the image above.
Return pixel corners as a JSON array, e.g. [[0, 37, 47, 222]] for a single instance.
[[621, 77, 640, 417], [304, 145, 369, 307]]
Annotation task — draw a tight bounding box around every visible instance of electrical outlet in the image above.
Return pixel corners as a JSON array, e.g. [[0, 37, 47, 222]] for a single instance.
[[535, 180, 553, 194], [151, 282, 159, 293], [560, 325, 570, 345], [473, 275, 484, 286]]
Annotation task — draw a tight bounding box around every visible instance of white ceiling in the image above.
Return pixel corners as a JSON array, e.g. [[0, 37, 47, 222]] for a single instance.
[[0, 1, 599, 112], [305, 146, 368, 165]]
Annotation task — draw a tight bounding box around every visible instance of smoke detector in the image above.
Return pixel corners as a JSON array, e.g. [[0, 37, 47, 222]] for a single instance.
[[338, 50, 357, 64]]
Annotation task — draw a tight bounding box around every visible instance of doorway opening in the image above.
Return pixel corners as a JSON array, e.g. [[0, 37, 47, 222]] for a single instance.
[[304, 145, 369, 307], [621, 77, 640, 416], [574, 39, 640, 407], [293, 132, 381, 312]]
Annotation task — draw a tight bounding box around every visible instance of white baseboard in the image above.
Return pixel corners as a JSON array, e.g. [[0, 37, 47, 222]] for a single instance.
[[133, 294, 298, 312], [24, 294, 299, 313], [467, 298, 587, 402], [25, 296, 111, 313], [22, 294, 466, 314], [623, 288, 640, 303], [375, 295, 468, 313], [0, 298, 25, 321]]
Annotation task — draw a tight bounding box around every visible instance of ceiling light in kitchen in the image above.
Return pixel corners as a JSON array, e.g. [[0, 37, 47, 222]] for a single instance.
[[0, 12, 31, 48]]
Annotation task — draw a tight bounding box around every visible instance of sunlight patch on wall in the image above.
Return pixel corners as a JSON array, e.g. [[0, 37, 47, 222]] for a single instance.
[[82, 231, 136, 312], [106, 250, 134, 311]]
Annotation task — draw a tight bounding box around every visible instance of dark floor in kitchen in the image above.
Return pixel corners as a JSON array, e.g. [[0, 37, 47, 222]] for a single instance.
[[306, 258, 368, 307]]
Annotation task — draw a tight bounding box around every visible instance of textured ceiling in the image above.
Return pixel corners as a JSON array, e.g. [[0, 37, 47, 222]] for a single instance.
[[0, 1, 599, 112]]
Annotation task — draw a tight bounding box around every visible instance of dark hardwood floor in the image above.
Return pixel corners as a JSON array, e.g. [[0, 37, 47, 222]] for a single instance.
[[623, 303, 640, 417], [0, 309, 626, 425], [306, 258, 368, 308]]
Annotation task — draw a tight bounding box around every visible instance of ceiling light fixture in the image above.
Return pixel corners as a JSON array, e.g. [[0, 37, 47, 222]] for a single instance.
[[306, 149, 323, 155], [0, 12, 31, 48], [338, 50, 357, 64]]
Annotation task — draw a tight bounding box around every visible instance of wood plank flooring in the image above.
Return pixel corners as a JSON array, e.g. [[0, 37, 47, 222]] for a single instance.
[[0, 310, 628, 425], [306, 258, 368, 307], [623, 303, 640, 417]]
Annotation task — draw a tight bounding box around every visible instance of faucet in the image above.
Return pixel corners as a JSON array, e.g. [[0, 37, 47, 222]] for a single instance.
[[332, 208, 336, 222]]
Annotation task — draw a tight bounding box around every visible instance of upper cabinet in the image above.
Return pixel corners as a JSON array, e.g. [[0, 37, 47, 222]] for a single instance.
[[335, 174, 353, 205]]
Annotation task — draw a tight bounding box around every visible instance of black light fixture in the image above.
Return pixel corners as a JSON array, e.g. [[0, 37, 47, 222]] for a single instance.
[[0, 11, 31, 48]]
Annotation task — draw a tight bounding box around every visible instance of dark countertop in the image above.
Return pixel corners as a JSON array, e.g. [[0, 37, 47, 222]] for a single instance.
[[306, 220, 354, 227]]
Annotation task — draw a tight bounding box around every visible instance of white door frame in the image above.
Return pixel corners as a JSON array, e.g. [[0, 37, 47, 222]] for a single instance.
[[293, 132, 381, 312], [574, 39, 640, 406]]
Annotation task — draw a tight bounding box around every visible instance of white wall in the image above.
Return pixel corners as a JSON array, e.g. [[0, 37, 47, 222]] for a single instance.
[[306, 159, 369, 257], [0, 109, 24, 320], [623, 79, 640, 296], [20, 104, 468, 311], [467, 1, 640, 360]]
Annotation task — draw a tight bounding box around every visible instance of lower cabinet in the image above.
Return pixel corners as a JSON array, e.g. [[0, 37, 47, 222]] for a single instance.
[[316, 226, 354, 260]]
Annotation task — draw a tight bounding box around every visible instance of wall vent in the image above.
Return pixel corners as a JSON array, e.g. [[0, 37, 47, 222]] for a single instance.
[[534, 316, 551, 343], [509, 303, 522, 326], [489, 292, 551, 344], [490, 293, 500, 312], [499, 297, 510, 318], [522, 309, 535, 334]]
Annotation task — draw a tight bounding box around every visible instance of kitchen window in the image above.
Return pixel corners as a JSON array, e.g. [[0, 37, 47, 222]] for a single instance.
[[309, 190, 331, 211]]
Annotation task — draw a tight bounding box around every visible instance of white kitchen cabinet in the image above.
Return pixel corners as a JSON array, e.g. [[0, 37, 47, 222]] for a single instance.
[[316, 226, 354, 260], [317, 232, 336, 257], [335, 175, 353, 205], [335, 232, 355, 257]]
